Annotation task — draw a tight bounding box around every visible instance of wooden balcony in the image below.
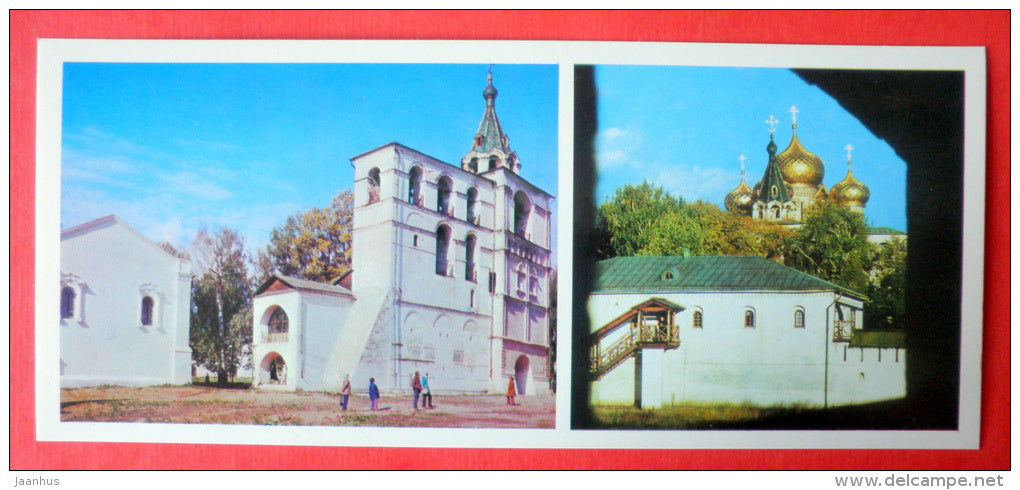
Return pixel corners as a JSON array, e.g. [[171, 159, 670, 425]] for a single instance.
[[589, 298, 683, 380], [832, 320, 855, 342], [262, 331, 289, 343]]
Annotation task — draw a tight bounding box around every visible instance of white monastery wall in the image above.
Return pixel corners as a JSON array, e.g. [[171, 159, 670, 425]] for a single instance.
[[588, 289, 900, 407], [60, 217, 192, 387]]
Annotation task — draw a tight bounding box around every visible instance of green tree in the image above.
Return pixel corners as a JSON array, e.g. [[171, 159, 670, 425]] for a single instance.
[[642, 208, 708, 256], [190, 227, 254, 386], [594, 185, 792, 260], [594, 182, 684, 258], [785, 200, 874, 294], [257, 189, 354, 283], [865, 236, 907, 330]]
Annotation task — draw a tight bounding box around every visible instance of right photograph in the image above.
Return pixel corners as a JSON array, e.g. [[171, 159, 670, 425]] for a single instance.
[[571, 64, 965, 431]]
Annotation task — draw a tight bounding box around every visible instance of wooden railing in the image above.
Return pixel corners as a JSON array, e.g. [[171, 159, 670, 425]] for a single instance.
[[833, 320, 855, 342], [263, 332, 289, 343], [590, 322, 680, 380]]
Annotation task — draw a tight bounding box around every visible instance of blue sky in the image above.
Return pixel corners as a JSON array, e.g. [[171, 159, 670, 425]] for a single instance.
[[61, 63, 558, 253], [593, 65, 907, 231]]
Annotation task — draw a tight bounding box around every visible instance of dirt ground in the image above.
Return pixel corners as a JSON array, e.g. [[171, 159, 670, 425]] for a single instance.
[[60, 385, 556, 429]]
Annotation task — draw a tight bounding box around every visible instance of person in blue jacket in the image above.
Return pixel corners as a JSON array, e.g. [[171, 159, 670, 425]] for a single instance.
[[368, 377, 380, 411], [420, 372, 434, 409]]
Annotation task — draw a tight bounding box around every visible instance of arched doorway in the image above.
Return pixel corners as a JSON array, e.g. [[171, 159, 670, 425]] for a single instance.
[[259, 352, 287, 386], [514, 355, 530, 395]]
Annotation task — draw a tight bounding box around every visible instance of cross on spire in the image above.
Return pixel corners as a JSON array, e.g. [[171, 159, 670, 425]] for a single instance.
[[844, 144, 854, 169], [789, 105, 799, 126], [738, 154, 747, 174], [765, 115, 779, 135]]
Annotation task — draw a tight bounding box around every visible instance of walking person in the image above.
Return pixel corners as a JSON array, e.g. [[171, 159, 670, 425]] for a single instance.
[[368, 377, 380, 411], [411, 371, 423, 412], [506, 376, 517, 405], [421, 372, 433, 409], [340, 374, 352, 411]]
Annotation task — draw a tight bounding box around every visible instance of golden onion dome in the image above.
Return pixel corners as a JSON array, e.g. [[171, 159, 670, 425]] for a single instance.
[[830, 168, 870, 206], [725, 178, 755, 214], [776, 132, 825, 186]]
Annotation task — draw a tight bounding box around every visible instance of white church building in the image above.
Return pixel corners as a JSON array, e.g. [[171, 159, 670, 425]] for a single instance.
[[59, 215, 193, 387], [587, 255, 905, 408], [251, 71, 555, 396]]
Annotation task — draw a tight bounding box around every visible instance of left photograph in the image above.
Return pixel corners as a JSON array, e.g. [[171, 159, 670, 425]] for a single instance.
[[58, 62, 558, 428]]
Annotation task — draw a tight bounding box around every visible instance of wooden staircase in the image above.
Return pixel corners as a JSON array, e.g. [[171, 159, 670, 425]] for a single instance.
[[589, 298, 682, 381]]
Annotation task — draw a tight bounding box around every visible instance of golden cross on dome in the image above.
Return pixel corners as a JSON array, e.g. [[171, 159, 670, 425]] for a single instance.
[[738, 154, 747, 173], [789, 105, 800, 126], [765, 115, 779, 134], [844, 144, 854, 165]]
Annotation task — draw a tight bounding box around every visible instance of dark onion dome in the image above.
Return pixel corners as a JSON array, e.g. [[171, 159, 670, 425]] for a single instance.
[[830, 167, 870, 206], [483, 77, 498, 102], [752, 134, 793, 203]]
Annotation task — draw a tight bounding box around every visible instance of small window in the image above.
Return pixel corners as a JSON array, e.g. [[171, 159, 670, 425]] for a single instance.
[[488, 272, 497, 294], [744, 309, 755, 328], [269, 307, 289, 334], [435, 225, 451, 276], [692, 310, 703, 329], [408, 166, 423, 205], [466, 187, 478, 224], [513, 190, 532, 237], [465, 234, 477, 281], [437, 176, 453, 215], [794, 309, 805, 328], [60, 287, 75, 319], [367, 168, 382, 204], [141, 296, 154, 326]]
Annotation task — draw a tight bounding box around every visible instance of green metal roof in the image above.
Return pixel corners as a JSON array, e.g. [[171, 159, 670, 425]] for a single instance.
[[592, 255, 864, 298], [471, 73, 514, 156], [850, 330, 906, 348], [867, 226, 906, 236]]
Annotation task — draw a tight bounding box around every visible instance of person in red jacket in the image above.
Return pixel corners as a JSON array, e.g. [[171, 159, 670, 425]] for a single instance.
[[506, 376, 517, 405]]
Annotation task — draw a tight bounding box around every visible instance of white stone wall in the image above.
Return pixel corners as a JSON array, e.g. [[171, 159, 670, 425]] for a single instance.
[[60, 216, 192, 387], [252, 291, 303, 390], [252, 287, 357, 391], [350, 143, 554, 395], [589, 290, 904, 407]]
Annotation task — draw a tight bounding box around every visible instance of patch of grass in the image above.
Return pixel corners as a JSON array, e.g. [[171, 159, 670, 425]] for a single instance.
[[591, 402, 814, 429]]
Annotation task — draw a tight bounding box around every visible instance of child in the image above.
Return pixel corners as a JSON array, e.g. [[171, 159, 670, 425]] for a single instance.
[[369, 377, 380, 411], [506, 376, 517, 405]]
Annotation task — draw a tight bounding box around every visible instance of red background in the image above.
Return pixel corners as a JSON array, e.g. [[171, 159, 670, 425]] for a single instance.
[[10, 10, 1010, 470]]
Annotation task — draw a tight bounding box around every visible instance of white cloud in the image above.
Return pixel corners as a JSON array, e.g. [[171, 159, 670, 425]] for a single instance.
[[160, 171, 234, 201], [595, 127, 644, 170], [651, 162, 739, 204]]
